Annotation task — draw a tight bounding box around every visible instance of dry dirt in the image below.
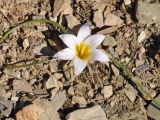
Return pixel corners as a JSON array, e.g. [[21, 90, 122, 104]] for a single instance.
[[0, 0, 160, 120]]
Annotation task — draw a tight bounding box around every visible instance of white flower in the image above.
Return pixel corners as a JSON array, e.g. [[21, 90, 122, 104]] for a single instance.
[[54, 24, 109, 75]]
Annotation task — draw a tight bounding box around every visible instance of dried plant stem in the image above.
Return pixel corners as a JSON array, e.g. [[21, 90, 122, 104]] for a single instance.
[[4, 61, 47, 69], [109, 57, 160, 109], [0, 19, 67, 43]]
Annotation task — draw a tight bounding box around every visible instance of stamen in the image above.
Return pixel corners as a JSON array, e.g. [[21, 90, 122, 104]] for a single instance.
[[75, 42, 91, 60]]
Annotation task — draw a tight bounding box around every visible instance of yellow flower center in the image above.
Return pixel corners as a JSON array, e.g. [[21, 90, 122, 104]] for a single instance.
[[75, 42, 91, 60]]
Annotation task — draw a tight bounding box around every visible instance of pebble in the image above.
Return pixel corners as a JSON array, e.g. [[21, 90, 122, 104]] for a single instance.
[[68, 86, 74, 96], [124, 85, 137, 102], [49, 61, 58, 73], [103, 35, 117, 47], [45, 76, 58, 89], [104, 10, 123, 27], [72, 96, 87, 106], [134, 63, 149, 76], [16, 91, 66, 120], [137, 31, 146, 43], [66, 105, 107, 120], [111, 64, 119, 76], [65, 14, 80, 29], [124, 0, 131, 5], [135, 60, 145, 67], [93, 10, 104, 28], [101, 85, 113, 98], [52, 0, 72, 17], [13, 80, 32, 93], [50, 88, 58, 100]]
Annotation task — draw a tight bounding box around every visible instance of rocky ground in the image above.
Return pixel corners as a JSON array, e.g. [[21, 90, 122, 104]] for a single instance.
[[0, 0, 160, 120]]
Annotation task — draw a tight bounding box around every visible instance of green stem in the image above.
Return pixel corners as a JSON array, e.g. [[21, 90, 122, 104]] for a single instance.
[[0, 19, 67, 44], [110, 57, 160, 109], [4, 61, 45, 69]]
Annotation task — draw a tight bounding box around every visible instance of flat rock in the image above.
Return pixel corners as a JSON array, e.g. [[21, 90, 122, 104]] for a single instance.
[[124, 84, 137, 102], [111, 64, 119, 76], [136, 1, 160, 24], [103, 35, 117, 47], [16, 91, 66, 120], [65, 14, 80, 29], [104, 9, 123, 26], [124, 0, 131, 5], [137, 31, 146, 43], [93, 10, 104, 28], [52, 0, 72, 17], [66, 105, 107, 120], [101, 85, 113, 98], [72, 96, 87, 106], [147, 95, 160, 120], [45, 75, 59, 89], [13, 80, 32, 93]]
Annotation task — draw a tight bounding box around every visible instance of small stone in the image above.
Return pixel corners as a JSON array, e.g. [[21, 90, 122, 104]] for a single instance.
[[93, 10, 104, 28], [72, 96, 87, 106], [50, 88, 58, 100], [137, 31, 146, 43], [22, 39, 29, 50], [124, 32, 130, 38], [104, 9, 123, 26], [13, 80, 32, 93], [125, 57, 131, 63], [52, 0, 72, 17], [54, 73, 63, 80], [135, 60, 145, 67], [68, 86, 74, 96], [45, 76, 58, 89], [65, 15, 80, 29], [124, 0, 131, 5], [33, 43, 47, 55], [103, 35, 117, 47], [0, 97, 14, 117], [139, 46, 145, 54], [49, 61, 58, 73], [149, 83, 156, 89], [87, 90, 94, 98], [11, 96, 19, 102], [16, 91, 66, 120], [101, 85, 113, 98], [111, 64, 119, 76], [66, 105, 107, 120], [147, 95, 160, 120], [115, 46, 124, 55], [124, 85, 137, 102]]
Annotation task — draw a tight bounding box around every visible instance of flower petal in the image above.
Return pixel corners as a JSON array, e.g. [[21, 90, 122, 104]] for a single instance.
[[85, 34, 105, 48], [73, 57, 88, 75], [59, 34, 78, 49], [91, 49, 110, 62], [77, 24, 91, 42], [54, 48, 75, 60]]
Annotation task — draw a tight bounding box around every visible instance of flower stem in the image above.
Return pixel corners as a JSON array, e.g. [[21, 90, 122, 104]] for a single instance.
[[109, 57, 160, 109], [0, 19, 67, 44]]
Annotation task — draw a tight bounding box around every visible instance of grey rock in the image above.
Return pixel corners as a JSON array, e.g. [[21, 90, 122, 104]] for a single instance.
[[136, 1, 160, 24], [103, 35, 117, 47], [66, 105, 107, 120], [65, 15, 80, 29], [93, 10, 104, 28], [147, 95, 160, 120]]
